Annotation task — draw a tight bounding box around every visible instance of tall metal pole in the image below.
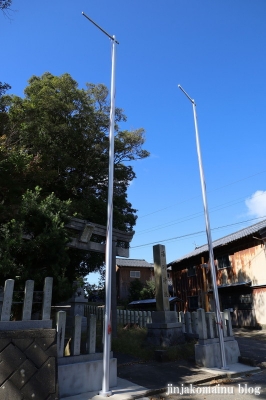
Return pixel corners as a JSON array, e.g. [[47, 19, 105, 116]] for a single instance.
[[82, 12, 118, 395], [101, 34, 116, 397], [178, 85, 227, 369]]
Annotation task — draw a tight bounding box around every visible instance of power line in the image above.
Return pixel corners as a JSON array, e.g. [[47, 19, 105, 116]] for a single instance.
[[138, 169, 266, 219], [136, 191, 266, 236], [130, 216, 266, 249]]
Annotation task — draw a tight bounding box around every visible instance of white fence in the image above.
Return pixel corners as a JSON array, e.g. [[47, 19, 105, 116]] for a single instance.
[[0, 277, 53, 329], [85, 305, 234, 340], [56, 311, 97, 358], [85, 305, 153, 328]]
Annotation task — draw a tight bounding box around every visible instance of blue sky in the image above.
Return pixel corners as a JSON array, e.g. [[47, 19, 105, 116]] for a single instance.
[[2, 1, 266, 284]]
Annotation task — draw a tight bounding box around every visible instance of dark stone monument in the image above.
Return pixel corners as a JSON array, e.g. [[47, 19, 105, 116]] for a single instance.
[[146, 244, 185, 347]]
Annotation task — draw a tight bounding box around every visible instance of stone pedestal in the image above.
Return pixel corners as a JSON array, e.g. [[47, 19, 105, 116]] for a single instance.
[[147, 311, 185, 347], [195, 337, 240, 368]]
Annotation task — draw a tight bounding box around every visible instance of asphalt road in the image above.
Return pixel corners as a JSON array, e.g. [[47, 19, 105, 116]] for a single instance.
[[147, 370, 266, 400], [143, 329, 266, 400]]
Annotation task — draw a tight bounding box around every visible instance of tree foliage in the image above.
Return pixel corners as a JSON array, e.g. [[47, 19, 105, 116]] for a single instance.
[[2, 73, 149, 230], [139, 280, 156, 300], [0, 72, 149, 300], [128, 279, 144, 302], [0, 0, 12, 11], [0, 187, 73, 302], [127, 279, 156, 303]]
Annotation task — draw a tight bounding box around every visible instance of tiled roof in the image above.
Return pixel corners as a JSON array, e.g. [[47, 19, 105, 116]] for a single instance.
[[116, 258, 153, 268], [168, 219, 266, 266]]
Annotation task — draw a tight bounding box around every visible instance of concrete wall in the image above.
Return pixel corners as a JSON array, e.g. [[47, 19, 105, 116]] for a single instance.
[[253, 288, 266, 326], [58, 354, 117, 398]]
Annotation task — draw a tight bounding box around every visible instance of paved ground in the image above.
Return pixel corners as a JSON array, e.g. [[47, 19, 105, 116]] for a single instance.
[[114, 328, 266, 391], [62, 328, 266, 399], [233, 328, 266, 368]]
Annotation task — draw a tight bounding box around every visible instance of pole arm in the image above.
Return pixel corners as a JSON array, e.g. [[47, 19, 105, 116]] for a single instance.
[[82, 12, 119, 44]]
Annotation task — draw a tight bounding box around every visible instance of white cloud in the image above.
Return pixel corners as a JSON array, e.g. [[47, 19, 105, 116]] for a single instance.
[[245, 190, 266, 218]]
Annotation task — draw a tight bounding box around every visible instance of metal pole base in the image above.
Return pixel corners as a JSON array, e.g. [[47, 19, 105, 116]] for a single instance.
[[99, 390, 113, 397]]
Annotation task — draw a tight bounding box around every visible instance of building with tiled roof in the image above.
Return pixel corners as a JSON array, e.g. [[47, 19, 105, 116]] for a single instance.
[[116, 258, 154, 301], [169, 219, 266, 328]]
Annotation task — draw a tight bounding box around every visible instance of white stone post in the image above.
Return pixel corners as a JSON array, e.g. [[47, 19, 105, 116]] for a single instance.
[[127, 310, 131, 324], [179, 311, 186, 333], [57, 311, 66, 358], [139, 311, 143, 328], [123, 310, 127, 325], [87, 314, 96, 354], [71, 315, 82, 356], [197, 308, 208, 340], [42, 277, 53, 320], [221, 312, 227, 337], [135, 311, 139, 325], [1, 279, 14, 322], [223, 309, 233, 337], [191, 311, 198, 335], [205, 312, 215, 339], [147, 311, 152, 324], [22, 280, 34, 321], [143, 311, 147, 327], [185, 312, 192, 334]]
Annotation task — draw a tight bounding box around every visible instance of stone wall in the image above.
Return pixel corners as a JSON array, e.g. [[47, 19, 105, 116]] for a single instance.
[[0, 329, 58, 400]]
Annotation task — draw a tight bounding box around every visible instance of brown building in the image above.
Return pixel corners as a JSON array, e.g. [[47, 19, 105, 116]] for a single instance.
[[116, 258, 154, 301], [168, 220, 266, 328]]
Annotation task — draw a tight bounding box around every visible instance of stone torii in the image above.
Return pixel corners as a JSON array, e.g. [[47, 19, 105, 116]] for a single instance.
[[66, 216, 134, 337]]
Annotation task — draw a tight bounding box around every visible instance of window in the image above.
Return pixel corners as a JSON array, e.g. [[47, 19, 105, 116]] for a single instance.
[[221, 293, 253, 310], [188, 296, 198, 310], [187, 266, 196, 277], [130, 271, 140, 278], [217, 255, 231, 269]]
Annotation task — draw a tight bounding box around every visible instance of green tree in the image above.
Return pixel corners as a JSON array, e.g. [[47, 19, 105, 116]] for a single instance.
[[139, 280, 156, 300], [128, 279, 144, 302], [0, 72, 149, 296], [3, 73, 149, 231], [0, 187, 73, 302], [0, 1, 12, 11]]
